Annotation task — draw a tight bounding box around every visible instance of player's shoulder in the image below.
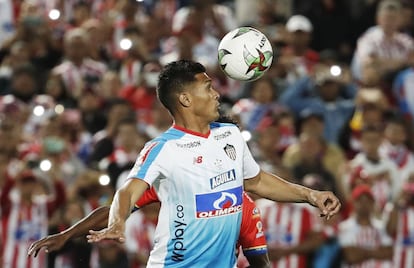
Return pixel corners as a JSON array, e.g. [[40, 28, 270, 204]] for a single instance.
[[140, 127, 186, 154], [151, 127, 190, 144], [210, 121, 239, 130]]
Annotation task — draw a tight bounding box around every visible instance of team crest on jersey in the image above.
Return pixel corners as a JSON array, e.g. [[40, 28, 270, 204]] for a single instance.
[[223, 144, 236, 160], [195, 186, 242, 218]]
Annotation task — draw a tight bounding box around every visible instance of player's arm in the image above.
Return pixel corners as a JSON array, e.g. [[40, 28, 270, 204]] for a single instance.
[[28, 206, 110, 257], [28, 186, 159, 257], [342, 246, 393, 264], [245, 254, 270, 268], [87, 178, 149, 243], [244, 170, 340, 220]]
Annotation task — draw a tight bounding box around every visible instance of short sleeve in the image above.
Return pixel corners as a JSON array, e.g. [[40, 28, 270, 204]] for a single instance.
[[242, 140, 260, 179], [238, 193, 267, 256], [127, 141, 170, 185]]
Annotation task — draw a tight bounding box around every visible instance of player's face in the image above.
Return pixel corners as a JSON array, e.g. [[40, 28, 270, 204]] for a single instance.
[[189, 73, 220, 122]]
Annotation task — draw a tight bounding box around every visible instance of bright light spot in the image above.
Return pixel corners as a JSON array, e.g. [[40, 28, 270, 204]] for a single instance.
[[330, 65, 342, 77], [136, 0, 144, 2], [99, 174, 110, 186], [49, 9, 60, 20], [3, 95, 14, 104], [120, 38, 132, 50], [33, 105, 45, 116], [241, 130, 252, 142], [39, 159, 52, 171], [54, 104, 64, 114]]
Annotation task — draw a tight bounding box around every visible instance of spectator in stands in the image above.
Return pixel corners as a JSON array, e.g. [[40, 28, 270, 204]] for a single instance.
[[283, 131, 345, 201], [125, 202, 160, 268], [0, 169, 66, 268], [172, 0, 237, 39], [87, 98, 135, 167], [8, 64, 39, 103], [351, 0, 414, 83], [278, 15, 319, 86], [52, 27, 107, 99], [348, 125, 399, 214], [380, 116, 414, 184], [280, 64, 355, 143], [385, 176, 414, 268], [256, 183, 325, 268], [232, 77, 282, 132], [393, 59, 414, 129], [339, 88, 389, 159], [284, 107, 347, 188], [338, 184, 393, 267], [98, 117, 148, 188]]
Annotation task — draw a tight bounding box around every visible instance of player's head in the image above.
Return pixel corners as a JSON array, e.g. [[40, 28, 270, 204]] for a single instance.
[[157, 60, 213, 116]]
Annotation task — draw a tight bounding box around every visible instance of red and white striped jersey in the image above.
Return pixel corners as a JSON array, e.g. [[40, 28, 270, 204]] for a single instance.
[[349, 153, 400, 211], [1, 193, 49, 268], [352, 26, 414, 80], [125, 209, 157, 268], [355, 26, 414, 61], [338, 216, 393, 268], [1, 176, 66, 268], [52, 58, 107, 98], [256, 199, 321, 268], [379, 141, 414, 185], [393, 207, 414, 268]]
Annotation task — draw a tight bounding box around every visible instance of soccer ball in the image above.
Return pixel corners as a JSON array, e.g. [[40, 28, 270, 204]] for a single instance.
[[218, 27, 273, 81]]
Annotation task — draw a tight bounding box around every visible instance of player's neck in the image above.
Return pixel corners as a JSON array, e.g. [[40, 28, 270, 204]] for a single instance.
[[173, 117, 211, 136]]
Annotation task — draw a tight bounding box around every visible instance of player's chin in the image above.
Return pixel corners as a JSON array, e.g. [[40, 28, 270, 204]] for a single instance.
[[210, 110, 220, 122]]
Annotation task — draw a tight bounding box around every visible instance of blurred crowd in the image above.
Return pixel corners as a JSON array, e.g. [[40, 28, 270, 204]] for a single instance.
[[1, 0, 414, 267]]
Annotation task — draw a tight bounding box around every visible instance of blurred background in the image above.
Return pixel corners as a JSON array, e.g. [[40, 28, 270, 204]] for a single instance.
[[1, 0, 414, 267]]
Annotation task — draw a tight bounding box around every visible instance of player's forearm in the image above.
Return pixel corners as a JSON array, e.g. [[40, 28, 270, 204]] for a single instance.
[[368, 246, 393, 260], [343, 247, 385, 264], [245, 171, 311, 203], [107, 179, 149, 228], [108, 188, 134, 228], [62, 206, 110, 239]]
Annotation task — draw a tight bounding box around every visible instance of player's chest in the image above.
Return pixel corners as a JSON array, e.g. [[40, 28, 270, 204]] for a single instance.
[[170, 139, 243, 188]]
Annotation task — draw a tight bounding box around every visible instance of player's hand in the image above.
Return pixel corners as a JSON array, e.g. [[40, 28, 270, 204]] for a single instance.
[[28, 233, 68, 257], [86, 225, 125, 243], [308, 190, 341, 220]]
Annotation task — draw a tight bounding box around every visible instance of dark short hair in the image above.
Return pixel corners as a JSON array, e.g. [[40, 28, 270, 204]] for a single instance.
[[157, 60, 206, 114]]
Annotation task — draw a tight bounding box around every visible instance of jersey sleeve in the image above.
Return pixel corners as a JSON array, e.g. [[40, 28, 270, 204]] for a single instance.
[[127, 140, 171, 185], [241, 139, 260, 179], [132, 187, 160, 212], [238, 192, 267, 256]]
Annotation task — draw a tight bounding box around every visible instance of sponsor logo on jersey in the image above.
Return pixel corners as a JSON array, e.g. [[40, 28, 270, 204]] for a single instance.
[[214, 130, 232, 140], [172, 204, 187, 262], [223, 144, 236, 160], [176, 140, 201, 148], [210, 169, 236, 189], [195, 186, 242, 218]]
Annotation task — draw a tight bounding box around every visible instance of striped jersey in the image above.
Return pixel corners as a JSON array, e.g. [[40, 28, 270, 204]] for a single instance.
[[127, 122, 260, 267], [338, 216, 393, 268], [256, 199, 321, 268], [392, 207, 414, 268]]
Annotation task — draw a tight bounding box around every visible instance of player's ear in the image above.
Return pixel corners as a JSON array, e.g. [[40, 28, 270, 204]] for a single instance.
[[178, 92, 191, 108]]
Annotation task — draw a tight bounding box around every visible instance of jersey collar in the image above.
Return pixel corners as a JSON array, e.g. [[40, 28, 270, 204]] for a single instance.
[[172, 124, 210, 138]]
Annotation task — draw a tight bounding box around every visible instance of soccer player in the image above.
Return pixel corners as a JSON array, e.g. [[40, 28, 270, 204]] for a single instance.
[[34, 60, 340, 267]]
